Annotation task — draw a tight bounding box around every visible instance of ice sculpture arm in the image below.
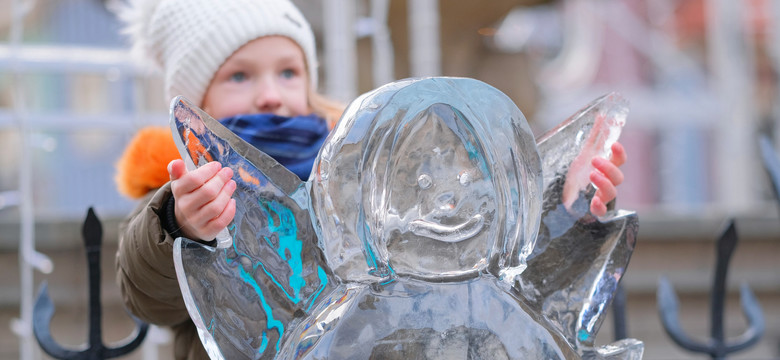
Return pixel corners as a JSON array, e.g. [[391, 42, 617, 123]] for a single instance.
[[514, 93, 639, 352], [583, 141, 626, 216], [168, 159, 237, 241], [170, 96, 336, 359]]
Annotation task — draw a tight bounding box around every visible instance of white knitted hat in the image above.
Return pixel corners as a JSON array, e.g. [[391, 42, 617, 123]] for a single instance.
[[119, 0, 317, 106]]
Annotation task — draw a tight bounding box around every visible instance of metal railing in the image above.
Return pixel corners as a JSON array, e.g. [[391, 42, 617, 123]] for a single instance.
[[33, 208, 148, 359]]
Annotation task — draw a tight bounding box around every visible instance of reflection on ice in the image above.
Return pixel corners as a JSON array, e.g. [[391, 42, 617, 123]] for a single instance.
[[408, 213, 485, 243], [170, 77, 641, 359]]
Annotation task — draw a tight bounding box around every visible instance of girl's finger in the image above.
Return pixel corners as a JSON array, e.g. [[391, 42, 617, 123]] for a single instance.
[[610, 142, 627, 167], [590, 196, 607, 217], [173, 162, 224, 194], [592, 157, 624, 187], [591, 170, 617, 203], [207, 198, 236, 235], [198, 167, 234, 199], [193, 179, 236, 224]]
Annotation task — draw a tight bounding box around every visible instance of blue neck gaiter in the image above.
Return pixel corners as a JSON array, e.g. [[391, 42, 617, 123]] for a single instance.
[[219, 113, 329, 180]]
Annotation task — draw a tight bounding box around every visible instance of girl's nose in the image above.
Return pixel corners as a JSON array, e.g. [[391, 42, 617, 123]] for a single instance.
[[254, 80, 282, 114]]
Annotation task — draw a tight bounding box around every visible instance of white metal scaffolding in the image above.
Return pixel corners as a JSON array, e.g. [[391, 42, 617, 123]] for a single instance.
[[8, 2, 52, 360]]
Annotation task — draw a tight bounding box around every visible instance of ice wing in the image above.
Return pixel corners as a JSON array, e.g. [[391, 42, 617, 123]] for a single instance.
[[516, 93, 642, 357], [517, 210, 640, 354], [169, 96, 335, 360]]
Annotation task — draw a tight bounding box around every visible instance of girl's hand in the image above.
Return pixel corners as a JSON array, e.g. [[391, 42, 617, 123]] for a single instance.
[[588, 142, 626, 217], [168, 159, 237, 241]]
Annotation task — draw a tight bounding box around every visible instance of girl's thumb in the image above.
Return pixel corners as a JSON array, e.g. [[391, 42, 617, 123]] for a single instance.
[[168, 159, 186, 181]]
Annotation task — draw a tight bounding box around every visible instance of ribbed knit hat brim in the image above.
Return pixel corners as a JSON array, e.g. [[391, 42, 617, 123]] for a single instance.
[[120, 0, 317, 106]]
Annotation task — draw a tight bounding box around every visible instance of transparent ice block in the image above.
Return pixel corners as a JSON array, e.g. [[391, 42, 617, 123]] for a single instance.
[[170, 78, 641, 359]]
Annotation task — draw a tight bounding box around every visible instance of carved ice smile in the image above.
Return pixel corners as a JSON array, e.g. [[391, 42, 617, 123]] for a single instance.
[[408, 213, 485, 243]]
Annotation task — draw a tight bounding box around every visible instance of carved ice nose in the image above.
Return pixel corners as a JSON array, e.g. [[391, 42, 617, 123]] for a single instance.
[[435, 191, 456, 213]]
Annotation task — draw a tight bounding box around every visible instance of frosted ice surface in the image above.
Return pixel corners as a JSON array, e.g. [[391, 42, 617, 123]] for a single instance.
[[536, 93, 629, 212], [170, 78, 642, 359]]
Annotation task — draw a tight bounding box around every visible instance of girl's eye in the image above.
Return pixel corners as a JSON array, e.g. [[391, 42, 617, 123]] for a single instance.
[[229, 72, 248, 82], [280, 69, 296, 79]]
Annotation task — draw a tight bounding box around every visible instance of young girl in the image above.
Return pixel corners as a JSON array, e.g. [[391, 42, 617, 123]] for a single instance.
[[114, 0, 342, 359], [113, 1, 625, 359]]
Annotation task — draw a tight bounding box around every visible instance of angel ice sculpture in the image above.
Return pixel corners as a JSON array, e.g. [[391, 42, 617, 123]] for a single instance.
[[170, 77, 643, 359]]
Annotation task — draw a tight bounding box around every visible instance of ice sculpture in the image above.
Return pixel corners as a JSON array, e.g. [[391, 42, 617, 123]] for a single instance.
[[170, 77, 642, 359]]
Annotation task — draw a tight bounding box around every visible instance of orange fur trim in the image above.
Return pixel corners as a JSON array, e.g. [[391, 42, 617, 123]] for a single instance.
[[115, 126, 181, 199]]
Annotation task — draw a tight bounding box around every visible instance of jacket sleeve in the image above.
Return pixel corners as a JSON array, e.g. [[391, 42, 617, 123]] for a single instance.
[[115, 183, 191, 326]]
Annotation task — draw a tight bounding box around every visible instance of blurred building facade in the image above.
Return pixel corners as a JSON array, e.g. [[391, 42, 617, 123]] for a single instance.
[[0, 0, 778, 359]]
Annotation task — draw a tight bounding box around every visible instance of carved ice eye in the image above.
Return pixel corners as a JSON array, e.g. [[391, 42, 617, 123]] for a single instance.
[[417, 174, 433, 189], [458, 170, 472, 187]]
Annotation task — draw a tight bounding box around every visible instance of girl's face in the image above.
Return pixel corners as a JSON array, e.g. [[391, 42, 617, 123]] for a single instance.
[[202, 36, 311, 119]]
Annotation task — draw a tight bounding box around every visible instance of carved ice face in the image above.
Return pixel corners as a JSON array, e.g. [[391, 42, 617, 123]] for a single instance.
[[381, 104, 497, 277], [310, 77, 543, 282]]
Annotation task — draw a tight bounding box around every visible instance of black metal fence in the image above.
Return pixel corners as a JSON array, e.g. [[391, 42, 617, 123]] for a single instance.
[[33, 134, 780, 359]]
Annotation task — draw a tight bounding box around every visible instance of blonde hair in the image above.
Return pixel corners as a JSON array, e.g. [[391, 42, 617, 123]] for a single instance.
[[309, 90, 345, 129]]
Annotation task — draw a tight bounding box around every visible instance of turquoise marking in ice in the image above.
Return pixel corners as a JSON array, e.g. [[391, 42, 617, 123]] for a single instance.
[[263, 200, 306, 297], [306, 267, 329, 312], [226, 240, 298, 304], [464, 140, 491, 181], [259, 331, 269, 356], [577, 329, 590, 342], [255, 199, 306, 303], [360, 219, 381, 274], [227, 202, 305, 304], [207, 318, 217, 343], [221, 232, 283, 354], [238, 264, 282, 354], [364, 241, 379, 272]]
